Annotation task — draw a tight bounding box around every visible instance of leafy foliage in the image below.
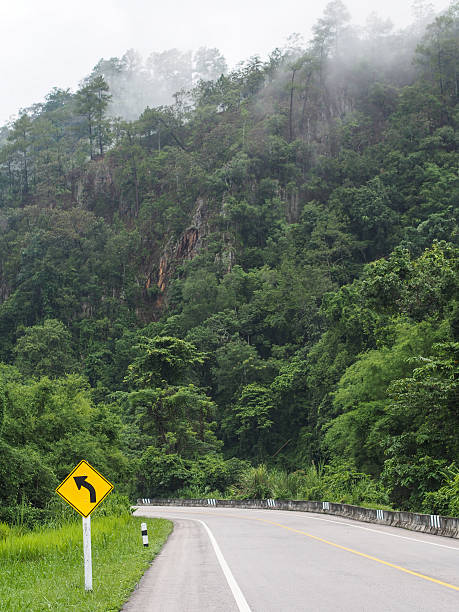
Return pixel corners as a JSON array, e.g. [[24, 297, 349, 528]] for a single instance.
[[0, 4, 458, 518]]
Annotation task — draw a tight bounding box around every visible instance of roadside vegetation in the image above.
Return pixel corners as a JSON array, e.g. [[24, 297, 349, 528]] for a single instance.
[[0, 502, 172, 611], [226, 462, 391, 510]]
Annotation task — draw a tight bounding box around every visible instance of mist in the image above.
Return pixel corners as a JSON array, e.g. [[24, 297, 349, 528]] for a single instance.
[[76, 0, 441, 126], [89, 47, 227, 121], [1, 0, 451, 125]]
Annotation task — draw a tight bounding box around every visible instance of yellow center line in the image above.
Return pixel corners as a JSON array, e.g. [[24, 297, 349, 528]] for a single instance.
[[251, 516, 459, 593], [139, 507, 459, 593]]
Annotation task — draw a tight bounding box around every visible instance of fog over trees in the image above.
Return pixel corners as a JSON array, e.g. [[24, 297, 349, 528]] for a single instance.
[[85, 47, 227, 120]]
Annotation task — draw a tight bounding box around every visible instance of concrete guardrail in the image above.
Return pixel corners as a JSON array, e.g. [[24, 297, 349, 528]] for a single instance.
[[136, 497, 459, 539]]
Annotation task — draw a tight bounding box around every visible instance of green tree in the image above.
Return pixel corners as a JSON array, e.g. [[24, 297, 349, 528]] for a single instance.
[[416, 3, 459, 110], [76, 76, 112, 159], [13, 319, 77, 378], [323, 320, 440, 475], [382, 341, 459, 509], [130, 384, 219, 455], [125, 336, 205, 389], [7, 114, 33, 198], [231, 383, 273, 460]]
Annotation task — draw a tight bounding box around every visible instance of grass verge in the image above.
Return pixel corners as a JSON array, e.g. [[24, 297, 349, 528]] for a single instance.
[[0, 515, 172, 611]]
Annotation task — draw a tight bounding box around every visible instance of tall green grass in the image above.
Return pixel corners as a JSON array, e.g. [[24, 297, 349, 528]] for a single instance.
[[175, 462, 391, 509], [0, 514, 172, 611], [231, 462, 391, 508]]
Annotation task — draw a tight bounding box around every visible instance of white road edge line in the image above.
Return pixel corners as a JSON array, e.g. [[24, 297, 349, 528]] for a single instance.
[[194, 518, 252, 612], [272, 511, 459, 552]]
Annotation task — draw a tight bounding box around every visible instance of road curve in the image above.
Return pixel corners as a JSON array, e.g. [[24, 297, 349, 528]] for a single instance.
[[124, 505, 459, 611]]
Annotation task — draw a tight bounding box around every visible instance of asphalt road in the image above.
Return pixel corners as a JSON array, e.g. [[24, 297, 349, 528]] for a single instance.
[[123, 506, 459, 611]]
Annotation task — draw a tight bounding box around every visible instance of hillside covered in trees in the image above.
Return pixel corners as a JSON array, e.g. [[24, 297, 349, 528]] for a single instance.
[[0, 1, 457, 524]]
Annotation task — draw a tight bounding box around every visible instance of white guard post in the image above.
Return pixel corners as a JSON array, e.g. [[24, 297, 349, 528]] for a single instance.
[[141, 522, 149, 547], [82, 515, 93, 590]]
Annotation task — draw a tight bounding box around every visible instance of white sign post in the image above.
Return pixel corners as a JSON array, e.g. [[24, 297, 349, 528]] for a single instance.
[[56, 460, 114, 592], [83, 515, 93, 591]]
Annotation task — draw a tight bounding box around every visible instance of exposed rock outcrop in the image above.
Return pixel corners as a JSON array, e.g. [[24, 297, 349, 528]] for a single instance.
[[175, 227, 199, 260], [157, 255, 168, 293], [145, 198, 210, 306], [74, 159, 119, 218]]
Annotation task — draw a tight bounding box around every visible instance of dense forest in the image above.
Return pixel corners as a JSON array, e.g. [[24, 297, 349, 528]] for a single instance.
[[0, 1, 457, 525]]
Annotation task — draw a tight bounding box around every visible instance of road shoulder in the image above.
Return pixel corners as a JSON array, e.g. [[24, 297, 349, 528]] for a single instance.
[[122, 517, 238, 612]]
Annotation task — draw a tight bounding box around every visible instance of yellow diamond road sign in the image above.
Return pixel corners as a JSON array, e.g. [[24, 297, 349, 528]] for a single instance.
[[56, 460, 113, 517]]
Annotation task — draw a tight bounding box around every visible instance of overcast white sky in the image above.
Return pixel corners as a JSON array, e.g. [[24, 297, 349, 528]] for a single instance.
[[0, 0, 451, 125]]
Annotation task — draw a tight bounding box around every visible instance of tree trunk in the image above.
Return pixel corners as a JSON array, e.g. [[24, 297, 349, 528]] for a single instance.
[[289, 69, 296, 142], [88, 112, 94, 160]]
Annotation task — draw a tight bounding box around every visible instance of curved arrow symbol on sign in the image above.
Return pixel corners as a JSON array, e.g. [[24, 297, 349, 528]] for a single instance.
[[74, 476, 97, 503]]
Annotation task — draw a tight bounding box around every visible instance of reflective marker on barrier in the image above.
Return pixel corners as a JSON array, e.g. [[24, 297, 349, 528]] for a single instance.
[[133, 498, 455, 538], [430, 515, 441, 528]]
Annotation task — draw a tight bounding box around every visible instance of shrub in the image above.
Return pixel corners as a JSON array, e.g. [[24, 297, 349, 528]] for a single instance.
[[137, 448, 190, 496], [0, 522, 10, 540], [232, 460, 389, 506], [188, 455, 248, 492], [234, 464, 272, 499], [422, 466, 459, 516]]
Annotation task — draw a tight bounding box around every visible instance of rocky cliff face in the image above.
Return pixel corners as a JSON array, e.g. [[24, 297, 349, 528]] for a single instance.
[[152, 198, 209, 298], [176, 227, 199, 260]]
